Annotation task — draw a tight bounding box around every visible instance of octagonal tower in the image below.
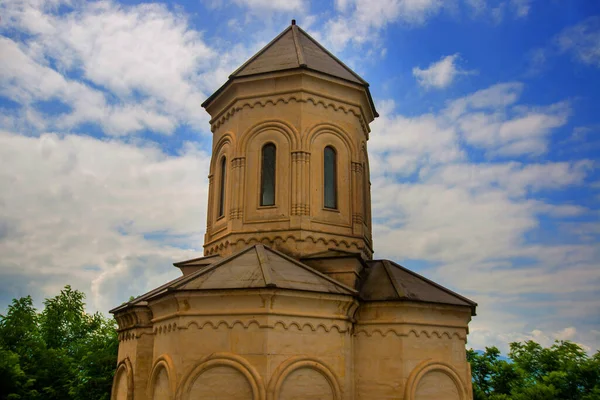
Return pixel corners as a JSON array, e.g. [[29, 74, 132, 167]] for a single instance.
[[201, 20, 377, 259]]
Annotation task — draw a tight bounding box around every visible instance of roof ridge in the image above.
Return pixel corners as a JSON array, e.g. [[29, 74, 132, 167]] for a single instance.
[[382, 260, 405, 298], [255, 244, 276, 288], [290, 24, 306, 67], [263, 245, 357, 294], [295, 25, 368, 86], [169, 245, 257, 290]]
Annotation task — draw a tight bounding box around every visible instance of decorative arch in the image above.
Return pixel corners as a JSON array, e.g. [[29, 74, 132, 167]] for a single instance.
[[111, 357, 134, 400], [238, 119, 299, 153], [303, 122, 357, 159], [267, 356, 342, 400], [147, 354, 177, 400], [210, 132, 235, 171], [404, 359, 468, 400], [175, 352, 265, 400]]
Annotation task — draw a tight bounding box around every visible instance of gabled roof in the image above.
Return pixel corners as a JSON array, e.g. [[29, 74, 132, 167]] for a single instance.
[[230, 21, 367, 86], [202, 21, 378, 117], [110, 245, 356, 313], [174, 244, 355, 294], [361, 260, 477, 315]]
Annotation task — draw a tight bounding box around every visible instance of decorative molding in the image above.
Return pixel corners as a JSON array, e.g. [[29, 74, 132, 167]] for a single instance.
[[352, 213, 363, 224], [353, 328, 466, 341], [154, 322, 179, 335], [176, 319, 350, 333], [351, 161, 363, 173], [211, 95, 368, 136], [147, 354, 177, 400], [267, 356, 342, 400], [291, 203, 309, 216], [117, 329, 155, 342], [229, 208, 243, 219], [404, 359, 469, 400], [231, 157, 246, 168], [175, 353, 266, 400], [204, 234, 366, 256], [111, 357, 134, 400]]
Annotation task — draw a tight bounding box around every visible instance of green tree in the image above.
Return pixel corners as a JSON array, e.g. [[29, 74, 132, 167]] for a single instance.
[[468, 340, 600, 400], [0, 286, 118, 400]]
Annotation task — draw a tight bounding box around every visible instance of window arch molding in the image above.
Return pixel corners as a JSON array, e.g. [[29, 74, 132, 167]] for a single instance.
[[403, 360, 468, 400], [175, 352, 265, 400], [111, 358, 134, 400], [303, 123, 358, 160], [146, 354, 177, 400], [238, 120, 299, 154], [260, 142, 277, 207], [267, 356, 341, 400]]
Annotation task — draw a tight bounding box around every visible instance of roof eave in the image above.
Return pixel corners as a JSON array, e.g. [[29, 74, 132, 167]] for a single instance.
[[201, 68, 378, 119]]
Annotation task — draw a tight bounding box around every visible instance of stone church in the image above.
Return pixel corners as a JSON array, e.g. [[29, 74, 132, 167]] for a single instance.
[[110, 21, 477, 400]]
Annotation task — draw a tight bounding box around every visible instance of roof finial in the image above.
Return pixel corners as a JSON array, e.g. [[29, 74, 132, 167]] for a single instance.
[[291, 19, 296, 25]]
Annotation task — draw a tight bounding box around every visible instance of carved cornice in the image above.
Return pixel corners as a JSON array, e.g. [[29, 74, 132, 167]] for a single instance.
[[204, 234, 367, 256], [211, 94, 369, 136], [353, 327, 466, 341]]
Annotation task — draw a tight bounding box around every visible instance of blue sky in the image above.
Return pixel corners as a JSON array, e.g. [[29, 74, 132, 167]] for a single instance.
[[0, 0, 599, 353]]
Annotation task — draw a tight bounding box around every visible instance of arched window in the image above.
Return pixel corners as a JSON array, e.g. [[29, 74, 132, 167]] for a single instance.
[[324, 146, 337, 209], [260, 143, 276, 206], [218, 156, 226, 218]]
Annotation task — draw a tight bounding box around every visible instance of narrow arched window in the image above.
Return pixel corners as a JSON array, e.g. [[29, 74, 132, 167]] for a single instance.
[[260, 143, 276, 206], [324, 146, 337, 209], [218, 156, 226, 218]]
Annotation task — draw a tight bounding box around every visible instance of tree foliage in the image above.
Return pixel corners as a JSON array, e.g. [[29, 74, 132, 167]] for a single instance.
[[468, 340, 600, 400], [0, 286, 118, 400]]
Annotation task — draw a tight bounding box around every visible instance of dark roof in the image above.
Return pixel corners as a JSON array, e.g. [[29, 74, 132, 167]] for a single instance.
[[110, 244, 355, 313], [202, 21, 378, 117], [173, 253, 222, 267], [230, 21, 366, 85], [361, 260, 477, 315]]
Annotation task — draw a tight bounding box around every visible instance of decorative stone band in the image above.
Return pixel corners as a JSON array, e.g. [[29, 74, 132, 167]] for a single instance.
[[352, 213, 364, 224], [353, 325, 467, 341], [203, 233, 370, 258], [210, 92, 370, 138]]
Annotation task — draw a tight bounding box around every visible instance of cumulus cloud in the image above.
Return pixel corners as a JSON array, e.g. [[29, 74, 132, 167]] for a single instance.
[[0, 130, 210, 311], [413, 54, 475, 89], [369, 82, 599, 353], [0, 0, 252, 136]]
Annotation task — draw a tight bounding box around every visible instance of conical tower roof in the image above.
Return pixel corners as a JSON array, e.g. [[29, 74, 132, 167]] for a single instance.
[[202, 20, 377, 116]]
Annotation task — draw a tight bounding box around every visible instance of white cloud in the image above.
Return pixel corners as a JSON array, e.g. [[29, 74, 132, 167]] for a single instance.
[[0, 130, 210, 312], [557, 16, 600, 68], [412, 54, 475, 89], [0, 0, 255, 136], [368, 83, 599, 353], [320, 0, 445, 51]]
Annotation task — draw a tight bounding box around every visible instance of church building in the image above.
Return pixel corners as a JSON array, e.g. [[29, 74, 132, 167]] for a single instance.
[[110, 20, 477, 400]]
